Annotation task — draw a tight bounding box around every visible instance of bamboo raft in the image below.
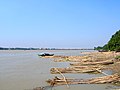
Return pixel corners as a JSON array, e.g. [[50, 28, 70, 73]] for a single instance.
[[42, 55, 69, 59], [47, 74, 120, 86], [53, 52, 116, 62], [70, 60, 114, 66], [50, 66, 106, 74]]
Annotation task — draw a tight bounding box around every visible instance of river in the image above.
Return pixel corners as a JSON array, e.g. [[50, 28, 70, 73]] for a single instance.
[[0, 50, 119, 90]]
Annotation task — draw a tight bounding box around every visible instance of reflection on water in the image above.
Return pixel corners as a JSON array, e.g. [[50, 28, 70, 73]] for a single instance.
[[0, 50, 119, 90]]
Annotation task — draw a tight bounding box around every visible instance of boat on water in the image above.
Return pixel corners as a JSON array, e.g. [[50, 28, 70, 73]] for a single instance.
[[38, 53, 54, 57]]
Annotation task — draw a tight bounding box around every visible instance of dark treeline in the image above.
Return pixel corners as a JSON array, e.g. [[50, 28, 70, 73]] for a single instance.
[[95, 30, 120, 52]]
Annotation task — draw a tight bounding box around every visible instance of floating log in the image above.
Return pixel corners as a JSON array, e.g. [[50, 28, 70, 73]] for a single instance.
[[70, 60, 114, 66], [47, 74, 120, 86]]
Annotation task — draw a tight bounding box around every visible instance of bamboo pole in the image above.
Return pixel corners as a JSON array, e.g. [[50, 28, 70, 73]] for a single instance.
[[53, 68, 70, 88], [96, 69, 109, 76]]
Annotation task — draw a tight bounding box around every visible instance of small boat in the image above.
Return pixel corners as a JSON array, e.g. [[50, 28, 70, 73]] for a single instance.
[[38, 53, 54, 57]]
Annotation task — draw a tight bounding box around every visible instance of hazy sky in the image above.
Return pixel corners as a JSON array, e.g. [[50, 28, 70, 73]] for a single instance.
[[0, 0, 120, 48]]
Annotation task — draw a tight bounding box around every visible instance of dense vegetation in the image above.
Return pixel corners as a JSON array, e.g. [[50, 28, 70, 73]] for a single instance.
[[95, 30, 120, 52]]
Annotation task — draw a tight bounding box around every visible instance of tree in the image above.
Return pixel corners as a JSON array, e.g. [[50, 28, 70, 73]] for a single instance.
[[103, 30, 120, 51], [95, 30, 120, 52]]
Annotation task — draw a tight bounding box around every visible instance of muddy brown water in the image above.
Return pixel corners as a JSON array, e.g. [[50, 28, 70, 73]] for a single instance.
[[0, 50, 119, 90]]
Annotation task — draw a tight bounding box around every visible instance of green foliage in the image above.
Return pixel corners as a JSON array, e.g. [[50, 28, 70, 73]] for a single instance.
[[94, 46, 103, 50], [102, 44, 109, 51], [106, 30, 120, 51], [95, 30, 120, 51]]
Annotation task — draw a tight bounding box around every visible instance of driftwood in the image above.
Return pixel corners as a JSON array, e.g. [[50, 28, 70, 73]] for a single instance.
[[50, 66, 106, 74], [47, 74, 120, 86], [70, 60, 114, 66]]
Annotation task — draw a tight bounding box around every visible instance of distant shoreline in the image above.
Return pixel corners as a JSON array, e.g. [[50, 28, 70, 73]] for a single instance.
[[0, 47, 94, 50]]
